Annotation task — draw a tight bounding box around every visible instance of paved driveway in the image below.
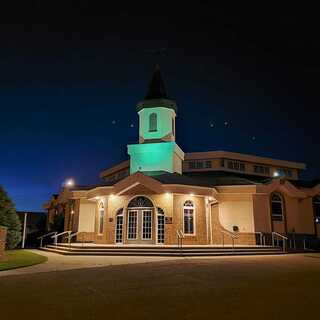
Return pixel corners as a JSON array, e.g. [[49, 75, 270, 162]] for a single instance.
[[0, 249, 178, 277], [1, 252, 319, 319]]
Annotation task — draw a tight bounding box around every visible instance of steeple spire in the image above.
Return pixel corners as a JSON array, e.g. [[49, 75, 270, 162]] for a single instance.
[[145, 64, 168, 100]]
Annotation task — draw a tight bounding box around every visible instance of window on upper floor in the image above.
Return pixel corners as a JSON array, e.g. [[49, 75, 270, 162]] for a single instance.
[[205, 160, 212, 168], [254, 165, 270, 175], [271, 193, 284, 221], [313, 196, 320, 224], [149, 113, 157, 132], [227, 160, 246, 172]]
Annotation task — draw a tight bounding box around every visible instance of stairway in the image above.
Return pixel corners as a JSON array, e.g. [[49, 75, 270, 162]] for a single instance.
[[40, 243, 284, 256]]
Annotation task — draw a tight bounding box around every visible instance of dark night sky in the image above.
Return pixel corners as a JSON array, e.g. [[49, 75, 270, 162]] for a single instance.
[[0, 2, 319, 211]]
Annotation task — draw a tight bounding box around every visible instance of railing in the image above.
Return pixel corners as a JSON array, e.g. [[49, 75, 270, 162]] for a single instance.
[[221, 230, 239, 250], [37, 231, 57, 247], [176, 230, 184, 250], [254, 232, 265, 246], [67, 232, 79, 245], [51, 231, 72, 245], [272, 232, 288, 252]]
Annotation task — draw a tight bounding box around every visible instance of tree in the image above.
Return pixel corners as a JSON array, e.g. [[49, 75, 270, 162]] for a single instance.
[[50, 212, 65, 233], [0, 186, 21, 249]]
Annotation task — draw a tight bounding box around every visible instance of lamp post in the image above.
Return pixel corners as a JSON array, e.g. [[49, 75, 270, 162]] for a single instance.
[[22, 212, 28, 249]]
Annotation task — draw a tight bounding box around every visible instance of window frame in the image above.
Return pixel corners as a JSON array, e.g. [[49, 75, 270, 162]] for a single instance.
[[98, 202, 105, 235], [115, 208, 124, 244], [271, 193, 284, 222], [183, 200, 196, 236], [149, 113, 158, 132], [127, 210, 138, 240], [141, 210, 152, 240], [157, 208, 165, 244], [313, 196, 320, 224]]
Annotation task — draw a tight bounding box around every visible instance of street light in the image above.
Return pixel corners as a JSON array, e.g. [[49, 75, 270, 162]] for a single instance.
[[65, 178, 75, 188]]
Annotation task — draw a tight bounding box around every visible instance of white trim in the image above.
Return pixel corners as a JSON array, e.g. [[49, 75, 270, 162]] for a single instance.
[[116, 182, 140, 196], [156, 210, 165, 244], [141, 210, 153, 240], [182, 200, 196, 236], [115, 210, 124, 244], [127, 210, 138, 240], [97, 202, 105, 235]]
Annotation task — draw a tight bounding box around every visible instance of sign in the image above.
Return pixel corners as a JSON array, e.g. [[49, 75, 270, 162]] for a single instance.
[[165, 217, 172, 224]]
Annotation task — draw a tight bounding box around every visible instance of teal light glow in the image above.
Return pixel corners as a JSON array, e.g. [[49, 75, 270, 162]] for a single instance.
[[127, 141, 183, 174]]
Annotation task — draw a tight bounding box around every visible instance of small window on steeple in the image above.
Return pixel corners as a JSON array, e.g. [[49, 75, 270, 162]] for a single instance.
[[149, 113, 157, 132]]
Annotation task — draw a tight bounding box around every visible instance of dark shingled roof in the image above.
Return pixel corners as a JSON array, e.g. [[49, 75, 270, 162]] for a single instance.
[[147, 171, 267, 187], [290, 179, 320, 188]]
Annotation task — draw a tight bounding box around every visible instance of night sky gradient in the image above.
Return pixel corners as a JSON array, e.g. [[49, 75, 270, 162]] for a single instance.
[[1, 3, 319, 211]]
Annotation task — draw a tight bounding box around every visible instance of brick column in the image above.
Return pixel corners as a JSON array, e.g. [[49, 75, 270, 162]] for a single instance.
[[0, 226, 7, 260]]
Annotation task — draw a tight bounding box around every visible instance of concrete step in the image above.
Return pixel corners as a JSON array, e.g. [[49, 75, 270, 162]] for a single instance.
[[46, 245, 281, 254], [40, 246, 283, 257]]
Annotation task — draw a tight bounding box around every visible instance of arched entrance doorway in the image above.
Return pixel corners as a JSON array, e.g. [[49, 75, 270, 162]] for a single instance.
[[126, 196, 154, 244]]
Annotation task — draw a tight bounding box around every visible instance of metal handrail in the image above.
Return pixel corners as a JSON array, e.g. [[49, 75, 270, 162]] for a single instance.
[[254, 232, 264, 246], [67, 232, 78, 244], [51, 231, 72, 245], [37, 231, 57, 247], [176, 230, 184, 250], [272, 232, 288, 252], [221, 230, 239, 250]]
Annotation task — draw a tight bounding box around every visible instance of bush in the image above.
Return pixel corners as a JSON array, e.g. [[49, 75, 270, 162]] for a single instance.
[[0, 186, 22, 249]]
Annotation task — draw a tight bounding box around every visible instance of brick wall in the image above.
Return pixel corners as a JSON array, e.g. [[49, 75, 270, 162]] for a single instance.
[[0, 226, 7, 260]]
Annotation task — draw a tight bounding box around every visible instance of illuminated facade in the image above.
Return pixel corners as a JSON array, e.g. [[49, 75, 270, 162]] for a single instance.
[[45, 67, 320, 247]]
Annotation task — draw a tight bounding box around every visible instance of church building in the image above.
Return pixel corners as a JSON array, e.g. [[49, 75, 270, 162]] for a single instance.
[[44, 67, 320, 248]]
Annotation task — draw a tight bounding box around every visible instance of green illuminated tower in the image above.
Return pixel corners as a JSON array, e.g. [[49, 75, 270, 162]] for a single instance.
[[127, 65, 185, 174]]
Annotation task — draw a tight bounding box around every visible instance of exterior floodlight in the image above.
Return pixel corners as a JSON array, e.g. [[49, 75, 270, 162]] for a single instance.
[[65, 178, 75, 187], [273, 171, 280, 178]]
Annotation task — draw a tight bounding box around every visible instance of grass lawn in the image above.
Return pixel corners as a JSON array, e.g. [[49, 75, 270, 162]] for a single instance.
[[0, 250, 47, 271]]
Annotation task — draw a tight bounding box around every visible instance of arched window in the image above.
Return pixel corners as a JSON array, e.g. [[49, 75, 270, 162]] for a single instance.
[[157, 208, 165, 244], [98, 202, 105, 234], [271, 193, 284, 221], [183, 200, 195, 235], [313, 196, 320, 224], [149, 113, 157, 132], [115, 208, 124, 243], [128, 196, 153, 208]]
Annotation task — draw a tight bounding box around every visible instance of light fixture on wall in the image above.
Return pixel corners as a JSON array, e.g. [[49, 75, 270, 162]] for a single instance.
[[65, 178, 75, 187]]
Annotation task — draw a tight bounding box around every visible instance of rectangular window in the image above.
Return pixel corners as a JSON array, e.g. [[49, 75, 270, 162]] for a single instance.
[[127, 211, 138, 239], [142, 210, 152, 240], [184, 209, 194, 235], [205, 160, 212, 168], [157, 215, 165, 244], [188, 161, 196, 169], [227, 160, 245, 172], [196, 161, 204, 169], [98, 209, 104, 234], [116, 215, 123, 243], [254, 165, 271, 175], [220, 159, 225, 167]]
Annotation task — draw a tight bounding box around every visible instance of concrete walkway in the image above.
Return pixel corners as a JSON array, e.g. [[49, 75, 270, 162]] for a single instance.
[[0, 249, 180, 277]]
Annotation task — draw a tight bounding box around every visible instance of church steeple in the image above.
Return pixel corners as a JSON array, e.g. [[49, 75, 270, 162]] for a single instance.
[[145, 65, 168, 100], [128, 66, 184, 175], [137, 65, 177, 113]]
